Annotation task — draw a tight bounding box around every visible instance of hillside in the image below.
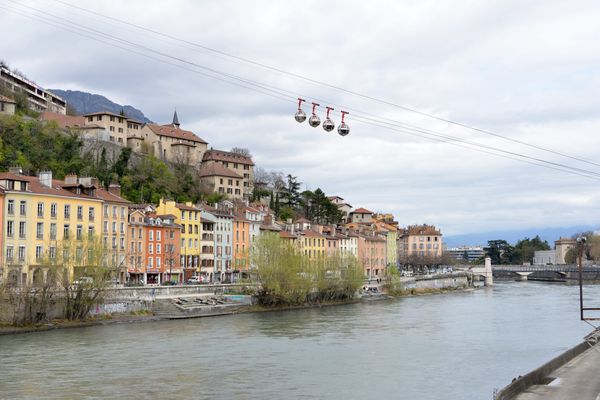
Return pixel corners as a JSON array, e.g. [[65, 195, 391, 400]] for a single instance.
[[49, 89, 153, 123]]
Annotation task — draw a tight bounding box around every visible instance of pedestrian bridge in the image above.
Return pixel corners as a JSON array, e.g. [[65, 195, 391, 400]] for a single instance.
[[491, 264, 600, 281]]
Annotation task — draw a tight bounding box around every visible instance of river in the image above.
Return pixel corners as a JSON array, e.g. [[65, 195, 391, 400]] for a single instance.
[[0, 282, 597, 400]]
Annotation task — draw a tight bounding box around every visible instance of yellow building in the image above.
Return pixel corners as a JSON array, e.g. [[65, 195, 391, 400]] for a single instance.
[[375, 221, 398, 267], [299, 230, 326, 258], [0, 171, 104, 285], [156, 199, 201, 274]]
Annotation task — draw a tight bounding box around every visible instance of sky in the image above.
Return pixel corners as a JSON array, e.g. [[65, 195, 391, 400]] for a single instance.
[[2, 0, 600, 239]]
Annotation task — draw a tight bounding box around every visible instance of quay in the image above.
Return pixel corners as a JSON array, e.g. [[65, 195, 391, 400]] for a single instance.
[[497, 334, 600, 400]]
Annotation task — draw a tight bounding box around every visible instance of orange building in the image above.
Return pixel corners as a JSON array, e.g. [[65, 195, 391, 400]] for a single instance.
[[358, 233, 387, 281], [0, 187, 4, 269], [127, 208, 181, 284], [233, 213, 250, 276]]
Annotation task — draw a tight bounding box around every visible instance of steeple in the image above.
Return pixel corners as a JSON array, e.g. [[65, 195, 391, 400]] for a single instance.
[[172, 109, 180, 127]]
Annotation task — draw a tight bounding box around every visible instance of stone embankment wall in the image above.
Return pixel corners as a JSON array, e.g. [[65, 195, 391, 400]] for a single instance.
[[402, 272, 470, 291]]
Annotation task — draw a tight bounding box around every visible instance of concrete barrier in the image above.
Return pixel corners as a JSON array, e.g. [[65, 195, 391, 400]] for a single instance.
[[495, 340, 591, 400]]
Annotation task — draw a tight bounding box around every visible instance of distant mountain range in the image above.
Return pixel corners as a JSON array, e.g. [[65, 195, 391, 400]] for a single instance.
[[49, 89, 153, 123], [444, 224, 600, 248]]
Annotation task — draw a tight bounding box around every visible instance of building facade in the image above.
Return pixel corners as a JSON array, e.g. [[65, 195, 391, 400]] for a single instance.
[[0, 64, 66, 114]]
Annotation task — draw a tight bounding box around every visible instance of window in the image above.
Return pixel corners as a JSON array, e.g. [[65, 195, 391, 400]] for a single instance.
[[120, 207, 125, 218], [181, 239, 185, 248], [138, 228, 142, 239], [181, 211, 186, 220], [50, 223, 57, 240], [219, 178, 223, 184], [7, 200, 14, 215], [96, 115, 101, 121], [35, 245, 43, 260], [76, 225, 83, 240], [112, 206, 117, 218], [49, 246, 56, 260], [64, 204, 70, 219], [149, 230, 154, 241], [104, 205, 109, 217], [50, 203, 57, 218], [110, 116, 115, 122], [148, 243, 153, 254], [156, 257, 161, 268], [156, 244, 161, 254], [76, 206, 83, 220], [37, 202, 44, 217], [120, 222, 124, 234], [104, 221, 108, 233], [112, 237, 117, 249], [36, 222, 43, 239], [19, 221, 26, 239], [89, 207, 95, 221], [88, 226, 94, 239], [6, 246, 13, 261], [156, 231, 161, 241], [188, 238, 192, 248], [19, 200, 26, 216], [63, 224, 70, 239], [228, 179, 233, 185], [18, 246, 25, 262], [120, 237, 125, 250], [7, 221, 14, 237], [148, 258, 153, 268], [112, 222, 117, 233]]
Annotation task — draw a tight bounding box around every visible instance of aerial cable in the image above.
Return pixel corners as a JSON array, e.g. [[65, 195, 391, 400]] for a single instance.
[[39, 0, 600, 169]]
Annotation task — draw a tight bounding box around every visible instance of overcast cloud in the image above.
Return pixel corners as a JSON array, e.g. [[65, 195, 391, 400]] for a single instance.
[[2, 0, 600, 237]]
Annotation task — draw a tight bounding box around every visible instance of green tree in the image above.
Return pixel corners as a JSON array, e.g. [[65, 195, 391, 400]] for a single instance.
[[281, 174, 301, 208], [513, 235, 550, 264], [484, 240, 515, 264]]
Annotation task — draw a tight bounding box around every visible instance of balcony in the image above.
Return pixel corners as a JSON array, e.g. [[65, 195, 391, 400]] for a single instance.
[[201, 234, 214, 241]]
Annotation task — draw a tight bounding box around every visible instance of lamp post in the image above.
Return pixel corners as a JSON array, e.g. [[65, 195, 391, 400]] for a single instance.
[[577, 236, 587, 320]]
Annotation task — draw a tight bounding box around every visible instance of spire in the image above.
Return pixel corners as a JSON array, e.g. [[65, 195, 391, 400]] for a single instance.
[[172, 109, 180, 127]]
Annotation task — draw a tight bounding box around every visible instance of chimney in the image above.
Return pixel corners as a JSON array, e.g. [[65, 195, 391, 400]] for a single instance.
[[264, 214, 273, 226], [108, 183, 121, 196], [64, 173, 78, 185], [9, 166, 23, 175], [38, 170, 52, 188]]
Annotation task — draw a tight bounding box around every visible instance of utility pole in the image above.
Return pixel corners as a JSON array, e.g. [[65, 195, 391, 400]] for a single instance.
[[577, 236, 586, 321]]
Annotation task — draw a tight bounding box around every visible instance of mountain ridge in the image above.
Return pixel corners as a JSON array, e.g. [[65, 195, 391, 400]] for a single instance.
[[49, 89, 153, 123]]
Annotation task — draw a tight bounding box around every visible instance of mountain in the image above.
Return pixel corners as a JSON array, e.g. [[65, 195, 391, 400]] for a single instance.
[[49, 89, 153, 123], [444, 224, 600, 248]]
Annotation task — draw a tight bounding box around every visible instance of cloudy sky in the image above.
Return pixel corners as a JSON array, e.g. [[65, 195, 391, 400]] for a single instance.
[[2, 0, 600, 239]]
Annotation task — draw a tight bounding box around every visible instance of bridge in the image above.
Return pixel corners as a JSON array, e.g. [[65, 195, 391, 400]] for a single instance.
[[491, 264, 600, 281], [469, 258, 494, 286]]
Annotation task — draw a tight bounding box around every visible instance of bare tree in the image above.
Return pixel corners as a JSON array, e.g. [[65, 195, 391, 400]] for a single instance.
[[231, 147, 252, 157]]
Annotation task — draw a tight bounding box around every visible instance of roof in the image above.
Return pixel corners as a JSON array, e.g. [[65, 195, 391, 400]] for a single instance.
[[351, 207, 373, 214], [83, 111, 125, 118], [94, 187, 131, 204], [203, 149, 254, 166], [402, 224, 442, 236], [327, 195, 344, 201], [295, 218, 311, 224], [176, 203, 201, 212], [146, 123, 207, 144], [302, 230, 323, 238], [260, 223, 281, 232], [40, 111, 85, 128], [0, 172, 101, 201], [279, 231, 297, 239], [199, 163, 243, 179], [0, 94, 16, 104]]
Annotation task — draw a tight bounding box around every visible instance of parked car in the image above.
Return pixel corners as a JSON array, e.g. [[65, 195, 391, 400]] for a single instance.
[[186, 276, 201, 284]]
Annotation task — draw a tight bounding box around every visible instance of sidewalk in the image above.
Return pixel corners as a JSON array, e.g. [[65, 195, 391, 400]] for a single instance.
[[514, 344, 600, 400]]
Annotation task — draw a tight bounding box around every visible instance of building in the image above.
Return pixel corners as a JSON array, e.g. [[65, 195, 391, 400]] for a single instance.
[[233, 213, 251, 274], [375, 221, 398, 267], [202, 149, 254, 199], [358, 232, 387, 280], [209, 203, 234, 282], [198, 163, 245, 199], [0, 64, 66, 114], [156, 199, 201, 276], [83, 111, 133, 146], [446, 246, 485, 263], [398, 224, 443, 263], [337, 230, 359, 258], [127, 208, 181, 284], [555, 237, 576, 264], [0, 170, 107, 286], [299, 229, 326, 258], [140, 112, 208, 167], [349, 207, 373, 224], [40, 111, 108, 141], [327, 195, 352, 220], [533, 250, 556, 265], [0, 94, 16, 115], [199, 212, 217, 281]]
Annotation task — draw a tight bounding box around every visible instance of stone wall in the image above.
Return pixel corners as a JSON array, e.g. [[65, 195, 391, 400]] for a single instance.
[[401, 272, 470, 291]]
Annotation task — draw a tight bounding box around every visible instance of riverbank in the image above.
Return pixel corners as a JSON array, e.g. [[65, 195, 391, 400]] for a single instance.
[[0, 284, 476, 336]]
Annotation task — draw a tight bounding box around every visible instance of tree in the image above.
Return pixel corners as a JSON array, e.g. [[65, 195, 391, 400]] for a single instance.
[[281, 174, 301, 208], [231, 147, 252, 157], [513, 236, 550, 264], [484, 240, 515, 264]]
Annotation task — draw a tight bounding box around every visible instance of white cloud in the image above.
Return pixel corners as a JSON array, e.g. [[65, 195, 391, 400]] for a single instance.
[[2, 0, 600, 237]]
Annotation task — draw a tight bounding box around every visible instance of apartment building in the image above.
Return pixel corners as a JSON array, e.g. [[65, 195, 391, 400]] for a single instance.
[[0, 64, 66, 114], [83, 111, 130, 145], [199, 163, 245, 199], [199, 212, 217, 281], [397, 224, 443, 262], [202, 149, 254, 199], [0, 94, 16, 115]]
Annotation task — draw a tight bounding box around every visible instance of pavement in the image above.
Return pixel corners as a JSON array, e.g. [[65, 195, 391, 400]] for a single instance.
[[514, 344, 600, 400]]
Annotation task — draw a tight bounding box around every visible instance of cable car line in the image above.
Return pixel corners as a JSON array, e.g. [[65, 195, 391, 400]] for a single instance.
[[36, 0, 600, 170], [3, 1, 600, 181]]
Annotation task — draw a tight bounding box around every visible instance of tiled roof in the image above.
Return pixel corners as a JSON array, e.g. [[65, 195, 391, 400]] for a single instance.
[[203, 149, 254, 165], [0, 173, 100, 201], [0, 94, 16, 103], [176, 203, 201, 212], [199, 163, 243, 179], [83, 111, 125, 118], [403, 224, 441, 236], [351, 207, 373, 214], [94, 187, 131, 204], [40, 111, 85, 128], [295, 218, 311, 224], [146, 123, 207, 144], [302, 230, 323, 238], [279, 231, 297, 239]]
